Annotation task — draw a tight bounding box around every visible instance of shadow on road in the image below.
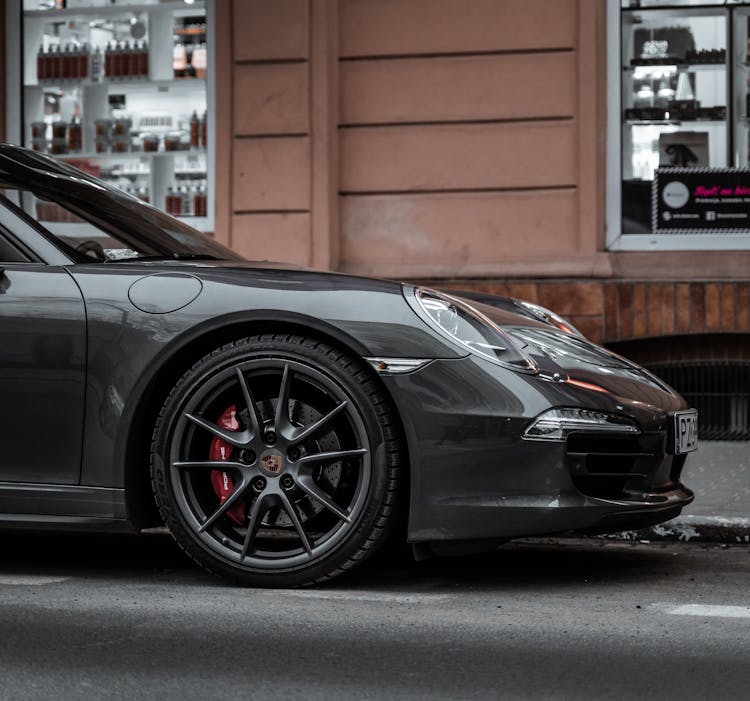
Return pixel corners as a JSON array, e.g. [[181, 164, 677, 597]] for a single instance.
[[0, 528, 701, 590]]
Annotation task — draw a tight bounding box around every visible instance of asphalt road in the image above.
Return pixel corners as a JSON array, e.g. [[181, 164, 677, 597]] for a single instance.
[[0, 531, 748, 701]]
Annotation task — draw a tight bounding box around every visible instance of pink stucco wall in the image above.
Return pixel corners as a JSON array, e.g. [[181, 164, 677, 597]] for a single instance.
[[214, 0, 608, 279]]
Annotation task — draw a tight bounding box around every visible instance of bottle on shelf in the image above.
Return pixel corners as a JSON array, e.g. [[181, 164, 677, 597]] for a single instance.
[[60, 44, 69, 81], [48, 45, 59, 81], [193, 181, 207, 217], [50, 46, 58, 83], [200, 110, 207, 149], [68, 116, 82, 152], [104, 42, 113, 79], [139, 40, 149, 78], [165, 186, 179, 216], [68, 43, 78, 80], [189, 110, 200, 148], [173, 39, 187, 78], [79, 42, 89, 80], [123, 41, 131, 78], [193, 42, 207, 79], [112, 42, 123, 80], [37, 45, 45, 83]]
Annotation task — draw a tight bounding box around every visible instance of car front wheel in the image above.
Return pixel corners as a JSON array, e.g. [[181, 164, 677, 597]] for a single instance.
[[150, 334, 402, 587]]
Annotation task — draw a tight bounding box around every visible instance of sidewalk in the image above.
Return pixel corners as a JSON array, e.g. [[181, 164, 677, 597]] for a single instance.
[[609, 441, 750, 544]]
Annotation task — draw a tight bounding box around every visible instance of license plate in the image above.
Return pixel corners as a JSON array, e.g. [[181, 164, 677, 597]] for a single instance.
[[673, 410, 698, 454]]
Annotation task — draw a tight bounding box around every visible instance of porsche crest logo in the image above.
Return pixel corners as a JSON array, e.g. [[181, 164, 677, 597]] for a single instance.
[[260, 453, 283, 474]]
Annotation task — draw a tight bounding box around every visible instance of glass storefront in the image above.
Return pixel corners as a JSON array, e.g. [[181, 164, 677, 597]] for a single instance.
[[6, 0, 214, 231], [610, 0, 750, 249]]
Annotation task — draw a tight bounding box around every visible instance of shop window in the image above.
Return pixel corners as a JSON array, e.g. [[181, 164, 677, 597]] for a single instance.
[[6, 0, 213, 231], [610, 1, 750, 249]]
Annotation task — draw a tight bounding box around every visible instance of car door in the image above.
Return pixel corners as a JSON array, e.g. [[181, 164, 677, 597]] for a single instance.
[[0, 224, 87, 484]]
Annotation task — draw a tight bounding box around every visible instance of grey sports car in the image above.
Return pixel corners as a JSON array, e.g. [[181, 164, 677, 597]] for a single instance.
[[0, 144, 696, 586]]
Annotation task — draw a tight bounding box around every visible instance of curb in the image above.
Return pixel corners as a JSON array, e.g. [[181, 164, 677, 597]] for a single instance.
[[598, 515, 750, 544]]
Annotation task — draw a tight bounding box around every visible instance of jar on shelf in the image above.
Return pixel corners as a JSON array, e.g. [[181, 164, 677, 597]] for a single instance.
[[50, 138, 67, 155], [51, 121, 67, 140], [32, 138, 47, 153], [141, 133, 159, 152], [94, 138, 109, 154], [31, 121, 46, 139], [113, 118, 132, 136], [112, 135, 132, 153], [94, 118, 113, 139], [68, 120, 82, 152], [164, 130, 185, 151]]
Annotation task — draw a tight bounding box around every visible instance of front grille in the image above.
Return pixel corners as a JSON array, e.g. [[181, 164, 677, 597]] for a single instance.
[[647, 362, 750, 441], [566, 432, 677, 500]]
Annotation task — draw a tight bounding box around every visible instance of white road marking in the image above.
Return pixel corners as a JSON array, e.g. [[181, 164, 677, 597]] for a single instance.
[[667, 604, 750, 619], [274, 590, 449, 604], [0, 575, 70, 586]]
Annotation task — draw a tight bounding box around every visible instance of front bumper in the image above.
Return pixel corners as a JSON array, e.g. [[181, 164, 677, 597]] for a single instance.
[[382, 356, 695, 543]]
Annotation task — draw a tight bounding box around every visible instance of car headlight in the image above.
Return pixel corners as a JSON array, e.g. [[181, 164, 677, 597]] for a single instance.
[[517, 300, 584, 338], [522, 408, 640, 441], [410, 288, 537, 373]]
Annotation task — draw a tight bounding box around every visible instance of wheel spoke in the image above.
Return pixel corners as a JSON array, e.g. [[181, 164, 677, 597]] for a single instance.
[[296, 475, 351, 523], [278, 491, 313, 555], [235, 367, 263, 438], [297, 447, 368, 466], [198, 476, 249, 533], [274, 363, 292, 431], [173, 460, 246, 471], [290, 401, 349, 443], [240, 493, 273, 559], [185, 414, 252, 448]]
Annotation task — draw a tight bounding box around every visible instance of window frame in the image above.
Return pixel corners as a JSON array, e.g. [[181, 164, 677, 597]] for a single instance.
[[607, 0, 750, 251]]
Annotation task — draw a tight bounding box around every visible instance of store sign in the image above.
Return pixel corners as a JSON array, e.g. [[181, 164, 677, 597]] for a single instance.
[[653, 168, 750, 234]]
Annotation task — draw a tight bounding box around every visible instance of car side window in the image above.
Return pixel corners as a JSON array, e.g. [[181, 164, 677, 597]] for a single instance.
[[2, 187, 141, 263]]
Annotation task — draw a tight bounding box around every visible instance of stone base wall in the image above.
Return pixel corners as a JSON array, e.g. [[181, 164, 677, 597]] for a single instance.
[[431, 280, 750, 346]]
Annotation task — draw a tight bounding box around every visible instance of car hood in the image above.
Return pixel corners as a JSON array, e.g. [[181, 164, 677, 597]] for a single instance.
[[455, 295, 683, 410]]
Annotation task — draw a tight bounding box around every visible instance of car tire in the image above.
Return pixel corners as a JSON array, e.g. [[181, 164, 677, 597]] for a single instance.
[[150, 333, 402, 587]]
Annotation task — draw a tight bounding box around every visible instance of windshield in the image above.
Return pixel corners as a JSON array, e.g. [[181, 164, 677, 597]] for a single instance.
[[0, 145, 243, 263]]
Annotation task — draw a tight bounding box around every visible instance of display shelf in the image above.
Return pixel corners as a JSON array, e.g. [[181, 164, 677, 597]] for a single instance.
[[25, 77, 205, 90], [14, 0, 214, 233], [57, 149, 206, 160], [624, 63, 727, 73], [625, 119, 727, 125], [24, 1, 205, 19]]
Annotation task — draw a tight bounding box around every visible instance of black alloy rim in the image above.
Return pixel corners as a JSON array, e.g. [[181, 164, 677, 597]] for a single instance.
[[168, 357, 372, 570]]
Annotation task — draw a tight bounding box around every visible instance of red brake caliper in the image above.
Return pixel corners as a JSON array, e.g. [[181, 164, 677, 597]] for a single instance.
[[209, 405, 247, 525]]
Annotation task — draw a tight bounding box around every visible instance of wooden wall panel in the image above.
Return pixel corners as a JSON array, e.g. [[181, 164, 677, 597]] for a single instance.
[[340, 52, 576, 125], [232, 0, 309, 61], [339, 0, 576, 57], [234, 63, 309, 135], [232, 137, 311, 211], [231, 213, 311, 265], [340, 121, 577, 192], [340, 191, 578, 268]]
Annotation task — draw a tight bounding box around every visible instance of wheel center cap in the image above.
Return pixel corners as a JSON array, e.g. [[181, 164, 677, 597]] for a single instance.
[[259, 449, 285, 476]]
